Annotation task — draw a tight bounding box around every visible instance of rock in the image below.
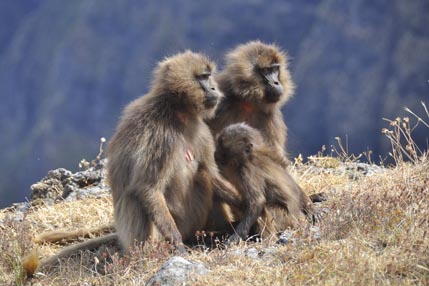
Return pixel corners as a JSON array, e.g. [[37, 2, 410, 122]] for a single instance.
[[230, 248, 245, 257], [276, 230, 294, 245], [246, 247, 260, 259], [62, 181, 80, 199], [30, 178, 63, 203], [47, 168, 73, 182], [304, 161, 385, 179], [310, 226, 321, 240], [29, 159, 110, 204], [64, 183, 110, 202], [146, 256, 208, 286], [72, 169, 102, 187]]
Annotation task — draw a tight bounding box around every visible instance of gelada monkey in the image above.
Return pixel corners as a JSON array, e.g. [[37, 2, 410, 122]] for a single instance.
[[24, 51, 241, 275], [207, 40, 295, 161], [215, 123, 314, 241]]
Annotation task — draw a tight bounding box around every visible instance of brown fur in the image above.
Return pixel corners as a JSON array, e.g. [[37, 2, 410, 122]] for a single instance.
[[34, 224, 114, 244], [26, 52, 241, 273], [215, 123, 312, 241], [207, 41, 295, 160], [107, 51, 241, 250]]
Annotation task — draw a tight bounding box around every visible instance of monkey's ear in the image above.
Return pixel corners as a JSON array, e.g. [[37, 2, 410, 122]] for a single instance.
[[245, 143, 253, 156]]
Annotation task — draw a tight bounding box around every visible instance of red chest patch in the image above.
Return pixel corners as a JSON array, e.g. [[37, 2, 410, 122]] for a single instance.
[[176, 112, 188, 124], [185, 149, 194, 162], [241, 102, 253, 113]]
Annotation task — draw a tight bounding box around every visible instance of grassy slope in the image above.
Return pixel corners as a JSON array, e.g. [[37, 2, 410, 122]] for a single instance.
[[1, 114, 428, 286], [1, 156, 427, 286]]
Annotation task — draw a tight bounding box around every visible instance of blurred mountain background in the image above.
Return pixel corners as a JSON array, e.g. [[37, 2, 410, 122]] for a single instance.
[[0, 0, 428, 208]]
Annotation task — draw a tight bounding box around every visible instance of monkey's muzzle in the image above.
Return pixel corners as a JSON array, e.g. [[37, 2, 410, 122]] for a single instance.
[[204, 94, 218, 108]]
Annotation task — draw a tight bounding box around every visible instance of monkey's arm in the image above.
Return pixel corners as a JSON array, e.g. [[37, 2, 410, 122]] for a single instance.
[[131, 134, 184, 246], [231, 169, 266, 241], [212, 174, 243, 209], [140, 190, 183, 244]]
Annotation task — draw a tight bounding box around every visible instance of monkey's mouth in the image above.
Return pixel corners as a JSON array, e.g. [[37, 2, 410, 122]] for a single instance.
[[204, 97, 218, 108], [264, 85, 283, 103]]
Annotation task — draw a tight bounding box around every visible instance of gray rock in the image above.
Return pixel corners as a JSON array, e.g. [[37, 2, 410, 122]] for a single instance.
[[246, 247, 260, 259], [64, 183, 110, 202], [276, 230, 294, 245], [72, 169, 102, 187], [310, 225, 322, 240], [29, 159, 110, 204], [230, 248, 245, 257], [30, 178, 63, 202], [146, 256, 208, 286], [47, 168, 73, 182]]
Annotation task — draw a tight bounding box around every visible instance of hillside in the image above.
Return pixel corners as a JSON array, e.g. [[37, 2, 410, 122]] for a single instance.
[[0, 112, 428, 285]]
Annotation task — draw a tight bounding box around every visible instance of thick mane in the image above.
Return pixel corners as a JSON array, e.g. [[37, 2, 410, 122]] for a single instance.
[[218, 40, 294, 106]]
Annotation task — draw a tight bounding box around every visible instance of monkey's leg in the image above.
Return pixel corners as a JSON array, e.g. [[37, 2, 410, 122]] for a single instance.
[[114, 194, 153, 250]]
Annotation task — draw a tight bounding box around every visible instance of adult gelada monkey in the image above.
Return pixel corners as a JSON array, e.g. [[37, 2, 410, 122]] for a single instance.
[[207, 40, 295, 161], [107, 51, 241, 251], [25, 51, 242, 275], [215, 123, 313, 241]]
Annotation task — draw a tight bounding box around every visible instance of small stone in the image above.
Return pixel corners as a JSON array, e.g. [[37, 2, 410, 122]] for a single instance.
[[277, 230, 293, 245], [310, 225, 321, 240], [246, 247, 260, 259], [146, 256, 208, 286]]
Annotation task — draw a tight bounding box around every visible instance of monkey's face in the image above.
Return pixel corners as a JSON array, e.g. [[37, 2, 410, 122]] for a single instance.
[[154, 51, 222, 118], [256, 62, 284, 103], [196, 71, 223, 118], [215, 123, 259, 168], [223, 41, 293, 106]]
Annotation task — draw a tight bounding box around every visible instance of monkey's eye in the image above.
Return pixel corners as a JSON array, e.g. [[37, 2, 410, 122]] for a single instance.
[[261, 65, 279, 74], [196, 72, 211, 81], [244, 143, 253, 156]]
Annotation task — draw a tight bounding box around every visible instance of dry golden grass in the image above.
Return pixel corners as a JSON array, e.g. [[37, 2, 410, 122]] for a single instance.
[[1, 105, 428, 286], [1, 156, 427, 286]]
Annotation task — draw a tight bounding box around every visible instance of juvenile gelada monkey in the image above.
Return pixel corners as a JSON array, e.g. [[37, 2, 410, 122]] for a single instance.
[[215, 123, 313, 241]]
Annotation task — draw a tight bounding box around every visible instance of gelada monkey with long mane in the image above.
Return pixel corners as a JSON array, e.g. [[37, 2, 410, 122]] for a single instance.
[[24, 51, 241, 276], [207, 40, 294, 162], [108, 51, 241, 251], [208, 41, 321, 233]]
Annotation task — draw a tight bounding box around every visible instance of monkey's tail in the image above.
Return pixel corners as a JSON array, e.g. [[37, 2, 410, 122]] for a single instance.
[[34, 223, 115, 244], [24, 233, 118, 276]]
